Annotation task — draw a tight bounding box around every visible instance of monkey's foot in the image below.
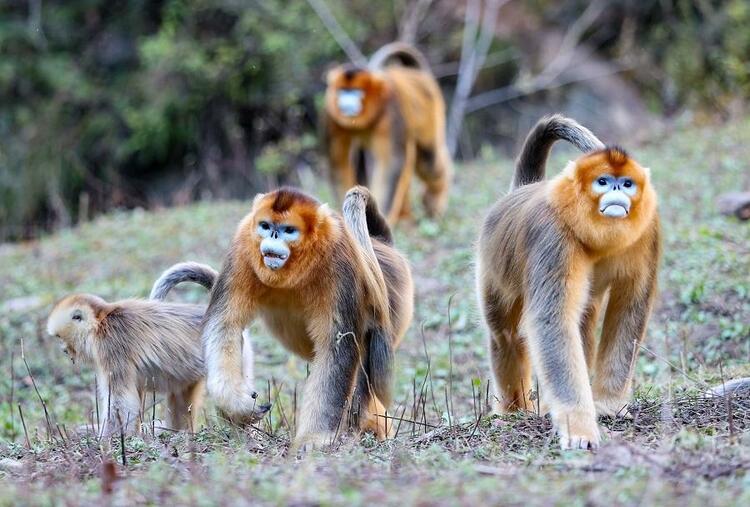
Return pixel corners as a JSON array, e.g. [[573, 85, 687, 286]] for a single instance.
[[594, 396, 631, 418], [491, 391, 537, 414], [359, 414, 392, 440], [292, 430, 337, 454], [422, 190, 448, 218], [553, 409, 600, 451]]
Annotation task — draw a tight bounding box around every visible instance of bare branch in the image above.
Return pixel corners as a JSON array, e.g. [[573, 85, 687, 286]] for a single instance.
[[305, 0, 367, 66], [465, 61, 636, 113], [399, 0, 435, 43], [462, 0, 608, 114], [528, 0, 606, 89], [431, 49, 518, 79], [446, 0, 508, 157]]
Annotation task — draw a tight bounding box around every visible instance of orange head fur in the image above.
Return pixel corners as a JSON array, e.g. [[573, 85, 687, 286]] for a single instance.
[[325, 65, 389, 129], [234, 187, 337, 289], [551, 146, 658, 254]]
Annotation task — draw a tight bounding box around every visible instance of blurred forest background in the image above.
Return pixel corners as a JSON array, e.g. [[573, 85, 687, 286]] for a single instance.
[[1, 0, 749, 241]]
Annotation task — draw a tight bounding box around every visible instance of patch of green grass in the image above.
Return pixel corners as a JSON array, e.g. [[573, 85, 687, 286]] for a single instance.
[[1, 118, 749, 505]]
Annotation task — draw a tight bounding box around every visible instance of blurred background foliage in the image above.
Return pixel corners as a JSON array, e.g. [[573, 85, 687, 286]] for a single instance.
[[1, 0, 748, 240]]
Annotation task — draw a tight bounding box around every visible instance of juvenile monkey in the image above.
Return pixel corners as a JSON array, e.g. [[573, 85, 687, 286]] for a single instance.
[[322, 42, 452, 224], [476, 115, 660, 450], [47, 262, 264, 435], [202, 186, 414, 449]]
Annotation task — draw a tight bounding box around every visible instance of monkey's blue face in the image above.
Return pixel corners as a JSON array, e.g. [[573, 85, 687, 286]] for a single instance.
[[337, 89, 364, 117], [257, 221, 300, 270], [592, 174, 637, 218]]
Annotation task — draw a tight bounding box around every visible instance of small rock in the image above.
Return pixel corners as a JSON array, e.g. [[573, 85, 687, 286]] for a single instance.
[[0, 458, 23, 472]]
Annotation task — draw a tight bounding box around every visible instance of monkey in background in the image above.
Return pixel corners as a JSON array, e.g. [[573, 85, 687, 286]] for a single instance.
[[476, 115, 660, 450], [47, 262, 266, 435], [201, 186, 413, 450], [322, 42, 452, 224]]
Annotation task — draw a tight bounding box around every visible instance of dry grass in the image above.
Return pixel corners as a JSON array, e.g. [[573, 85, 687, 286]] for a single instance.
[[1, 117, 749, 505]]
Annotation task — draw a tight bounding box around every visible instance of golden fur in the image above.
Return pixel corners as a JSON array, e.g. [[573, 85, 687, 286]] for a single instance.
[[202, 187, 413, 449], [322, 43, 452, 224], [477, 117, 660, 450]]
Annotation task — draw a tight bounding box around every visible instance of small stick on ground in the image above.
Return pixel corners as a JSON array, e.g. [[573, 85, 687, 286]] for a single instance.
[[9, 351, 15, 440], [18, 404, 31, 448], [21, 338, 54, 440]]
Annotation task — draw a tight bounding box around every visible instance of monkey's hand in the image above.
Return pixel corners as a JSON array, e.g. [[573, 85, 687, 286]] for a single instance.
[[207, 375, 270, 423], [217, 403, 271, 428], [553, 409, 601, 451]]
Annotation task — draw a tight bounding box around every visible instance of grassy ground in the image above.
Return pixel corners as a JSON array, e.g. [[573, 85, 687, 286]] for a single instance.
[[1, 118, 749, 506]]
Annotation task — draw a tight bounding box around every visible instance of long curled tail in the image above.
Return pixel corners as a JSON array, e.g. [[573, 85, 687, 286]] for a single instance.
[[342, 186, 395, 407], [369, 42, 431, 72], [149, 262, 218, 301], [342, 186, 393, 249], [513, 114, 605, 190]]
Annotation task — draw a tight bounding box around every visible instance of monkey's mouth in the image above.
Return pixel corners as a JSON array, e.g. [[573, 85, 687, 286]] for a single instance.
[[262, 252, 289, 270], [62, 346, 77, 363], [599, 204, 629, 218]]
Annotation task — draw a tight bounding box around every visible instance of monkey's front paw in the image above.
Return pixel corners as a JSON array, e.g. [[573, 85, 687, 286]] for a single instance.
[[218, 403, 272, 427], [554, 410, 600, 451]]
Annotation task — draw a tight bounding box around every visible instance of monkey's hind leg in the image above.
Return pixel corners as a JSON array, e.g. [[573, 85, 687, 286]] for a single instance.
[[482, 293, 532, 413], [186, 380, 206, 432], [294, 331, 360, 451], [166, 390, 188, 431], [350, 327, 395, 440], [327, 129, 357, 204], [370, 130, 416, 224], [416, 144, 452, 218], [350, 369, 392, 440], [165, 381, 205, 432]]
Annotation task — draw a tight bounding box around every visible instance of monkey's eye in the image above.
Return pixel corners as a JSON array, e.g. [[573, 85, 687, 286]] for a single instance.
[[283, 226, 297, 235], [259, 221, 271, 231], [597, 177, 608, 186], [622, 179, 633, 188], [72, 311, 83, 321]]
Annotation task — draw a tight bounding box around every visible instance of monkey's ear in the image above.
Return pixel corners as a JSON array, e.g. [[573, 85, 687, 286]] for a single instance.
[[251, 193, 266, 210], [316, 203, 332, 224], [562, 160, 577, 180], [325, 67, 342, 85], [642, 166, 652, 179], [93, 304, 113, 323]]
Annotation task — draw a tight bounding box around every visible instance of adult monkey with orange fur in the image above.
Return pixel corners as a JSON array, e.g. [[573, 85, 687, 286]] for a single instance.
[[476, 115, 661, 450], [201, 187, 413, 449], [322, 42, 452, 224]]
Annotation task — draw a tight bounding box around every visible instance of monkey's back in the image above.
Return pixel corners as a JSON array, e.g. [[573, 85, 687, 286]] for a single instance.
[[100, 300, 206, 390], [385, 67, 446, 145]]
